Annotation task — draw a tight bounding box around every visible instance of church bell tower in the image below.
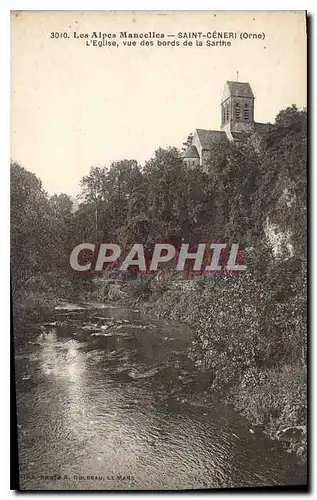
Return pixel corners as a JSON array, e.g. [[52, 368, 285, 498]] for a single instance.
[[221, 80, 255, 140]]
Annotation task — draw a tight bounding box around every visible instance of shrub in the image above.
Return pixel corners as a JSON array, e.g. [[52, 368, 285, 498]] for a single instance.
[[124, 275, 154, 301], [230, 362, 307, 459], [150, 278, 171, 297], [189, 258, 306, 389]]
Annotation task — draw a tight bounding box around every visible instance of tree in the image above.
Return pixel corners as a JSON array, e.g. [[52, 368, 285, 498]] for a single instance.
[[11, 162, 75, 296], [182, 133, 193, 151]]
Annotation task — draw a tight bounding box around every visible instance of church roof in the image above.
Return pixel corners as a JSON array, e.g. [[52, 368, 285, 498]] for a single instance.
[[195, 129, 228, 149], [183, 145, 200, 158], [222, 81, 254, 101]]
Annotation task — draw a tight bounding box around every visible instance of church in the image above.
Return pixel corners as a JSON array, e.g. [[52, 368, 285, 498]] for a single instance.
[[183, 80, 267, 168]]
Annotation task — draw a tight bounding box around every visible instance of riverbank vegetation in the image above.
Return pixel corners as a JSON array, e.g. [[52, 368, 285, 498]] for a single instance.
[[11, 105, 306, 457], [10, 164, 93, 332], [118, 252, 306, 458]]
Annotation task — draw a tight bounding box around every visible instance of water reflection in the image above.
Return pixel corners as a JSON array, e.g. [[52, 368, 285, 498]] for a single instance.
[[15, 305, 307, 490]]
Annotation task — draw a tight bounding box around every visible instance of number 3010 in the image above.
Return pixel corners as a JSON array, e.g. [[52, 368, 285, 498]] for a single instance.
[[50, 32, 69, 39]]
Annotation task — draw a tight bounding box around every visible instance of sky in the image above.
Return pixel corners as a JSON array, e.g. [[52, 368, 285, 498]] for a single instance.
[[11, 10, 306, 197]]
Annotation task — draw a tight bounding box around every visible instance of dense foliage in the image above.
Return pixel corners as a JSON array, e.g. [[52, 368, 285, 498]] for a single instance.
[[11, 164, 87, 328], [11, 106, 307, 455], [67, 106, 306, 263]]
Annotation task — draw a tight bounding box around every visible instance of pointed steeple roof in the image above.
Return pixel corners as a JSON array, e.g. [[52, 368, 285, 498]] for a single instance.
[[222, 81, 254, 102]]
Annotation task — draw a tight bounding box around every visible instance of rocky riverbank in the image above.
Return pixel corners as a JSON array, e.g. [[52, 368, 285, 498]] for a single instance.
[[101, 270, 307, 462], [13, 268, 306, 462]]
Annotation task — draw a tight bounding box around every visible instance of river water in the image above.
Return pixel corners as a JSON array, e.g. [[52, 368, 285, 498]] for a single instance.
[[14, 303, 307, 491]]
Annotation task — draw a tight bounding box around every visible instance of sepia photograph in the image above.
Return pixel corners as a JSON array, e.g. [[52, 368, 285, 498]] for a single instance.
[[11, 10, 307, 491]]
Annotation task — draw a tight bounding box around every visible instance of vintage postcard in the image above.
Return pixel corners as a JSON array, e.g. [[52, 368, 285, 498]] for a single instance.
[[11, 10, 307, 491]]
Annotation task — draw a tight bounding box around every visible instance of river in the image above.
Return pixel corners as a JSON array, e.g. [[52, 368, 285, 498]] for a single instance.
[[14, 303, 307, 490]]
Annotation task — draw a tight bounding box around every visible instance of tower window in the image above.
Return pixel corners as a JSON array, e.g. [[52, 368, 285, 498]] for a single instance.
[[234, 102, 240, 119], [222, 106, 226, 124], [226, 105, 230, 122], [244, 103, 250, 120]]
